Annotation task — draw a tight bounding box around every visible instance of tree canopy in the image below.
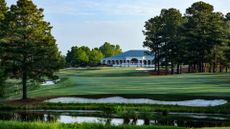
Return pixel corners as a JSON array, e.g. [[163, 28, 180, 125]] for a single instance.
[[66, 43, 121, 67], [99, 42, 122, 58], [89, 48, 104, 66], [143, 1, 230, 74]]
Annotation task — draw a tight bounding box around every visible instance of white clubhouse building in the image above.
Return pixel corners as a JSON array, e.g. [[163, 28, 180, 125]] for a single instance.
[[101, 50, 155, 67]]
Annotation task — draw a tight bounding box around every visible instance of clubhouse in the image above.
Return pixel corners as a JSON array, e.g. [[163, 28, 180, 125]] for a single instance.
[[101, 50, 155, 67]]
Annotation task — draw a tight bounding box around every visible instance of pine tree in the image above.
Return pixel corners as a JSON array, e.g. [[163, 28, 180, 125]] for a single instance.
[[183, 2, 227, 72], [143, 16, 163, 74], [160, 8, 184, 74], [0, 0, 8, 97], [0, 0, 61, 99]]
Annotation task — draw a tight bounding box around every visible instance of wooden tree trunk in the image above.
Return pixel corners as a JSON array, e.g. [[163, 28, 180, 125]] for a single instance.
[[22, 71, 27, 100], [219, 64, 223, 73], [165, 61, 168, 73], [22, 55, 28, 100], [156, 60, 159, 75], [171, 63, 174, 74], [209, 64, 212, 73], [154, 54, 157, 72], [213, 63, 216, 73], [177, 64, 180, 74], [188, 64, 191, 73]]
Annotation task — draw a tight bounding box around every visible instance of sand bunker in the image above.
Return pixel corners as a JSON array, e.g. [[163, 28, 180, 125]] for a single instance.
[[45, 96, 227, 107], [41, 81, 55, 86], [136, 68, 155, 71], [41, 79, 60, 86]]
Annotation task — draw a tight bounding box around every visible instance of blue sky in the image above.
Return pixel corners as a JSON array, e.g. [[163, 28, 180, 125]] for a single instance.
[[5, 0, 230, 54]]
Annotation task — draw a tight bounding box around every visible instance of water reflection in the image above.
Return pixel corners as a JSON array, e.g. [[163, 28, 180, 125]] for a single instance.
[[0, 111, 58, 122], [0, 111, 230, 128]]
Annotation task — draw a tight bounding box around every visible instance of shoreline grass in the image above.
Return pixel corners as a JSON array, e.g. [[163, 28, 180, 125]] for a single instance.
[[0, 121, 187, 129], [1, 101, 230, 115]]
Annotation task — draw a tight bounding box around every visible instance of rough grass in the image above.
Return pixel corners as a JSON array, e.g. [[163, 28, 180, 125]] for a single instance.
[[0, 121, 187, 129]]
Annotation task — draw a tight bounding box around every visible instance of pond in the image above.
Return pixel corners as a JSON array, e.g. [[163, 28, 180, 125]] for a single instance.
[[45, 96, 227, 107], [0, 110, 230, 128]]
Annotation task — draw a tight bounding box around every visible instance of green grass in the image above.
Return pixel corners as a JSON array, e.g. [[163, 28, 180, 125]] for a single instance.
[[13, 67, 228, 98], [1, 121, 229, 129], [0, 121, 187, 129], [3, 67, 230, 114], [4, 67, 230, 103], [1, 68, 230, 128], [200, 127, 230, 129]]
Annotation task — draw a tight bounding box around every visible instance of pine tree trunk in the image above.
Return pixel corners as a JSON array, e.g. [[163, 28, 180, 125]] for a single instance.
[[22, 54, 28, 100], [209, 64, 212, 73], [202, 63, 205, 72], [177, 64, 180, 74], [171, 63, 174, 74], [213, 63, 216, 73], [188, 64, 191, 73], [22, 71, 27, 100], [154, 54, 157, 72], [157, 58, 160, 75], [165, 62, 168, 73], [193, 64, 196, 72], [219, 65, 222, 73]]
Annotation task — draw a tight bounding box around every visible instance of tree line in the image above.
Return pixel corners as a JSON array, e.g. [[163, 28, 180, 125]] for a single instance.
[[143, 1, 230, 74], [0, 0, 62, 99], [66, 42, 122, 67]]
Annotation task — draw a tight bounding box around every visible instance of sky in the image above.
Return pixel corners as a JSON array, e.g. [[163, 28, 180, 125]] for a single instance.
[[5, 0, 230, 54]]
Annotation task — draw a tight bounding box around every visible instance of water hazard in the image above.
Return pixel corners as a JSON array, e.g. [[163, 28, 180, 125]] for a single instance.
[[0, 110, 230, 128]]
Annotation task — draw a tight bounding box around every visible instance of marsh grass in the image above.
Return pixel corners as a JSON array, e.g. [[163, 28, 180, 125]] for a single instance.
[[34, 101, 230, 114], [0, 121, 187, 129]]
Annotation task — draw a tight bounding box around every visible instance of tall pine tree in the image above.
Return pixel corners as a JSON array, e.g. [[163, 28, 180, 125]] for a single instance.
[[0, 0, 8, 97], [0, 0, 61, 99], [143, 16, 163, 74]]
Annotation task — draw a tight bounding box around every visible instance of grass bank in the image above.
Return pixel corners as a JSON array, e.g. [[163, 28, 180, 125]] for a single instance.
[[0, 121, 186, 129]]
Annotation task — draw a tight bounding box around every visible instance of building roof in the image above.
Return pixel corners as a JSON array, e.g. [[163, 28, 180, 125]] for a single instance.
[[102, 50, 154, 60]]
